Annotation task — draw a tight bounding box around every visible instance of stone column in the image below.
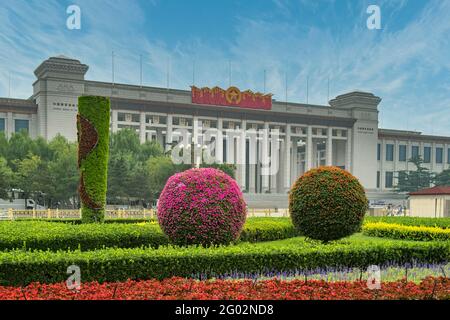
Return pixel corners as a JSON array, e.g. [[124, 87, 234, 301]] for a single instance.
[[284, 125, 291, 192], [346, 129, 352, 172], [262, 122, 269, 193], [270, 133, 280, 193], [406, 140, 411, 171], [306, 126, 313, 171], [380, 139, 385, 190], [248, 128, 257, 193], [166, 114, 173, 152], [326, 127, 333, 166], [256, 138, 262, 193], [193, 116, 200, 167], [111, 110, 118, 133], [239, 120, 247, 191], [6, 112, 13, 138], [291, 138, 297, 183], [394, 139, 399, 174], [139, 112, 146, 144], [216, 118, 223, 164]]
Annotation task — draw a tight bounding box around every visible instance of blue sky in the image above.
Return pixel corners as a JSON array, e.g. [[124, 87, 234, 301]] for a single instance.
[[0, 0, 449, 135]]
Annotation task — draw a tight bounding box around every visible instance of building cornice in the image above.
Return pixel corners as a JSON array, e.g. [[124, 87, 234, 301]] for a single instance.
[[109, 97, 357, 128]]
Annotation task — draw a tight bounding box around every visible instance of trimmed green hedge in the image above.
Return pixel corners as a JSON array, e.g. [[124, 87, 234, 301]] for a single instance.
[[363, 222, 450, 241], [15, 218, 155, 225], [0, 218, 297, 251], [0, 235, 448, 286], [364, 216, 450, 229]]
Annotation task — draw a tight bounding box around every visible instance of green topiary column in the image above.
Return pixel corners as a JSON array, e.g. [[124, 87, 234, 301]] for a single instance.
[[77, 96, 110, 223]]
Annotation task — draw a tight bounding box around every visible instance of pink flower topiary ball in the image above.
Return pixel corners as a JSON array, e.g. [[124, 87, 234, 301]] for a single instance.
[[157, 168, 247, 246]]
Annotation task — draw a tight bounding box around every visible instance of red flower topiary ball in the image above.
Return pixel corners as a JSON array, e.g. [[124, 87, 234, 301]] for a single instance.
[[157, 168, 247, 246]]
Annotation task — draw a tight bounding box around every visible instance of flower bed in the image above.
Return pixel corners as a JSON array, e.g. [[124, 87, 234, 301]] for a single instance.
[[1, 235, 448, 286], [364, 216, 450, 229], [0, 277, 448, 300], [363, 222, 450, 241]]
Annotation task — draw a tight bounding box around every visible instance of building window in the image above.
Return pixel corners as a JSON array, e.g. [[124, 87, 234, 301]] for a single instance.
[[424, 146, 431, 163], [376, 171, 380, 189], [0, 118, 4, 132], [411, 146, 419, 159], [385, 171, 394, 188], [436, 147, 443, 164], [386, 144, 394, 161], [14, 119, 29, 133], [399, 145, 407, 162], [117, 113, 126, 121], [377, 143, 381, 161]]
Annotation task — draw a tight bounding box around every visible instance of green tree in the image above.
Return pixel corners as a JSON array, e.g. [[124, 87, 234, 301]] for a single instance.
[[395, 156, 435, 192], [46, 143, 79, 208], [147, 156, 179, 203], [435, 169, 450, 187], [14, 154, 50, 206], [110, 129, 141, 156], [6, 131, 36, 168], [0, 132, 8, 158], [0, 157, 13, 199]]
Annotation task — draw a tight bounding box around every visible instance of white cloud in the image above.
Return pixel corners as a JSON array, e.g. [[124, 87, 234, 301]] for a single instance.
[[0, 0, 449, 135]]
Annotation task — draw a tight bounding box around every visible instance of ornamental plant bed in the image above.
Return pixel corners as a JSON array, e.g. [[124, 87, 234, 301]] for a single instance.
[[363, 222, 450, 241], [0, 277, 448, 300], [0, 218, 296, 251], [364, 216, 450, 229], [1, 235, 448, 286]]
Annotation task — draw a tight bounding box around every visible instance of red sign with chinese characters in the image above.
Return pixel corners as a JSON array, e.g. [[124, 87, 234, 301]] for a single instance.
[[191, 86, 272, 110]]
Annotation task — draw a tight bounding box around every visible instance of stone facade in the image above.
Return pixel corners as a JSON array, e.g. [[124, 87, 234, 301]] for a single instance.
[[1, 55, 450, 207]]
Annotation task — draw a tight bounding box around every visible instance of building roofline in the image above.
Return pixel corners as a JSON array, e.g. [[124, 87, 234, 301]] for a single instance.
[[379, 128, 450, 142], [0, 98, 37, 114], [409, 186, 450, 196]]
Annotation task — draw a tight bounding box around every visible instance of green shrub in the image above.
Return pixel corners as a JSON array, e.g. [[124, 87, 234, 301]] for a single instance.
[[0, 236, 448, 286], [0, 218, 296, 251], [77, 96, 110, 223], [363, 222, 450, 241], [289, 166, 368, 242], [364, 216, 450, 229], [238, 218, 298, 242], [14, 218, 155, 225], [0, 221, 168, 251]]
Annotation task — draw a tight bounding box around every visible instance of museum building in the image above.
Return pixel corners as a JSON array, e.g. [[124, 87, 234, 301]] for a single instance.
[[1, 56, 449, 207]]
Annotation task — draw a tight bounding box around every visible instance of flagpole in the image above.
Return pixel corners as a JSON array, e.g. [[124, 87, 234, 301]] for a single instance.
[[140, 54, 143, 88], [8, 71, 11, 99], [327, 75, 330, 103], [166, 57, 170, 101], [306, 76, 309, 104], [263, 69, 266, 94], [192, 59, 195, 86], [229, 60, 232, 87], [112, 51, 115, 86], [285, 71, 288, 107]]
